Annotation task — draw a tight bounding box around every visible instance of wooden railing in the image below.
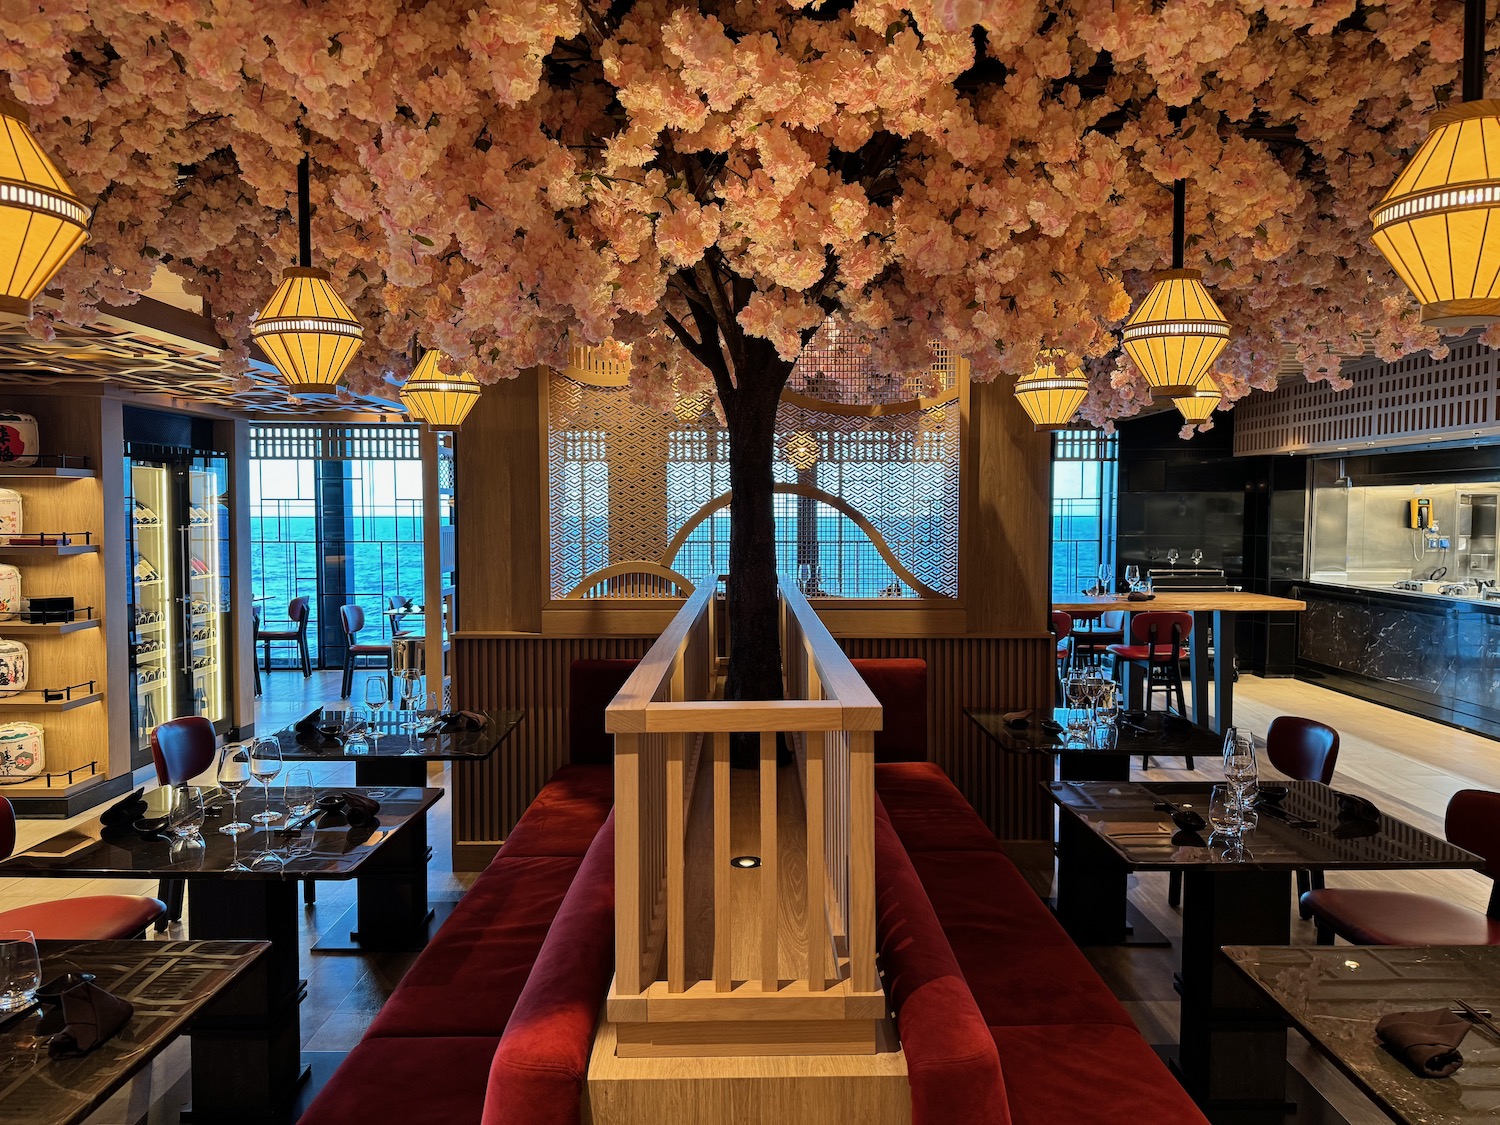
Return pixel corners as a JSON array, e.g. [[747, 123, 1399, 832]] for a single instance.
[[605, 577, 885, 1057]]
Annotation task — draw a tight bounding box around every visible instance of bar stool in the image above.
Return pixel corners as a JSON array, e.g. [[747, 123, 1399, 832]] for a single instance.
[[340, 604, 393, 700], [1302, 789, 1500, 945], [1106, 611, 1193, 768], [256, 596, 311, 678], [0, 797, 164, 938], [1071, 610, 1125, 667], [1050, 610, 1073, 704]]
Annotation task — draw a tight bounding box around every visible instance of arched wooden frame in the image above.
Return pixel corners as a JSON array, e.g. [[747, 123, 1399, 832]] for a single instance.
[[564, 561, 697, 599], [662, 484, 946, 600]]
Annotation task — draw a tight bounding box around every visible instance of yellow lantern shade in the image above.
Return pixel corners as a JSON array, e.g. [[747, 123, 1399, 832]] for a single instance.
[[1173, 383, 1222, 424], [784, 430, 819, 471], [1014, 349, 1088, 431], [1121, 269, 1231, 397], [251, 266, 363, 394], [0, 100, 91, 320], [1371, 99, 1500, 327], [400, 350, 481, 428]]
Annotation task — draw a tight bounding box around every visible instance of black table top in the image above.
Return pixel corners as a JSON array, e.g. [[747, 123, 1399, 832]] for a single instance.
[[1224, 945, 1500, 1124], [1047, 780, 1482, 873], [0, 786, 442, 880], [275, 708, 523, 763], [966, 707, 1223, 758], [0, 939, 268, 1125]]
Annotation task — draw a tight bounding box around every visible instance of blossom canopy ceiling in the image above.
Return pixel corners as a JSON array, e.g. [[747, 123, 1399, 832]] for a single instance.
[[2, 0, 1489, 426]]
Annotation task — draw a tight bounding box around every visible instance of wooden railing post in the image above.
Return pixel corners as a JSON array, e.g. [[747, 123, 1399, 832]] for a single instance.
[[760, 729, 779, 991], [615, 732, 643, 995]]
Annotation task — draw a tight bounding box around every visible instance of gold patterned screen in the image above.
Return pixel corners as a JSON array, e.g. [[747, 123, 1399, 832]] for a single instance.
[[547, 327, 961, 600]]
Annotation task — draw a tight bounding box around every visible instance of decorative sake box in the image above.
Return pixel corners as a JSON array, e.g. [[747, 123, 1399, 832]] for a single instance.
[[0, 722, 43, 784], [0, 563, 19, 621], [0, 488, 20, 544], [0, 638, 29, 697], [0, 412, 38, 468]]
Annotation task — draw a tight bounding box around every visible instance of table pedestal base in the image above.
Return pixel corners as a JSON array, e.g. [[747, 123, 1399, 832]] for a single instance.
[[312, 899, 455, 953]]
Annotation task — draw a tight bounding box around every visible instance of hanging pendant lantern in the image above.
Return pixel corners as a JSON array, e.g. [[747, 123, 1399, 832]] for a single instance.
[[1014, 349, 1088, 431], [0, 100, 91, 321], [251, 153, 362, 394], [1371, 0, 1500, 326], [783, 430, 820, 471], [400, 349, 481, 429], [1122, 174, 1231, 397], [1173, 383, 1222, 424]]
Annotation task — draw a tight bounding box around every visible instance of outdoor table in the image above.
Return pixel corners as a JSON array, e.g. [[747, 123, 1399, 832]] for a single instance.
[[1048, 779, 1479, 1113]]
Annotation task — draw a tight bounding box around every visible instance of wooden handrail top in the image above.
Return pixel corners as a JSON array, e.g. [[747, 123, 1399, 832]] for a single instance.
[[608, 698, 883, 735], [779, 578, 882, 715], [606, 583, 715, 726]]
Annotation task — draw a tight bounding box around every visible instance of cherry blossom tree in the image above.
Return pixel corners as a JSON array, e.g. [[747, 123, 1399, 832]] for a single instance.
[[0, 0, 1485, 716]]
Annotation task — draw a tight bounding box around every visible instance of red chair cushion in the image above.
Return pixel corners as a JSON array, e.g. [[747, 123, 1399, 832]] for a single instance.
[[851, 658, 928, 763], [989, 1023, 1207, 1125], [348, 644, 391, 655], [482, 813, 615, 1125], [1106, 644, 1188, 662], [367, 855, 583, 1039], [874, 762, 1003, 855], [499, 765, 613, 859], [874, 804, 1011, 1125], [568, 659, 640, 766], [0, 895, 165, 940], [298, 1036, 499, 1125], [1301, 888, 1500, 945]]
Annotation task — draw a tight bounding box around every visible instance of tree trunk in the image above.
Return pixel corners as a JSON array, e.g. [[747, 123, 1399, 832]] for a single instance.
[[721, 348, 793, 768]]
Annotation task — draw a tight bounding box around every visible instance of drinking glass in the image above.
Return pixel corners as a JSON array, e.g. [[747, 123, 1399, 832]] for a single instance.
[[1208, 785, 1243, 840], [1096, 563, 1113, 594], [1190, 548, 1204, 566], [249, 737, 283, 824], [398, 673, 425, 731], [167, 785, 205, 843], [1166, 547, 1180, 567], [0, 929, 40, 1013], [1124, 565, 1141, 593], [364, 676, 389, 710], [343, 711, 370, 751], [1223, 727, 1258, 785], [797, 564, 812, 594], [217, 745, 253, 836], [1063, 675, 1094, 744], [283, 767, 316, 821]]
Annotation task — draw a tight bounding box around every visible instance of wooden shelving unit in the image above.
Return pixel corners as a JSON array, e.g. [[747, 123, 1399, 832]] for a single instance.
[[0, 543, 97, 557], [0, 692, 102, 712], [0, 467, 96, 480], [0, 618, 100, 636]]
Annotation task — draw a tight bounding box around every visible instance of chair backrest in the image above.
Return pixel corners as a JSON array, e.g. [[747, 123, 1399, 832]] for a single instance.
[[850, 658, 928, 763], [1266, 716, 1339, 785], [1130, 611, 1193, 647], [569, 658, 641, 766], [1049, 610, 1073, 640], [0, 795, 13, 861], [288, 596, 310, 633], [340, 604, 365, 638], [1446, 790, 1500, 888], [150, 715, 218, 785]]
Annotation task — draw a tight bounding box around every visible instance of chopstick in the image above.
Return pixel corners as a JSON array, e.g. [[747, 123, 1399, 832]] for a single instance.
[[278, 808, 323, 834], [1453, 999, 1500, 1040]]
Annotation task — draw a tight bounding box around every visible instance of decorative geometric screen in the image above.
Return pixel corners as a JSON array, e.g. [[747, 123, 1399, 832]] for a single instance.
[[547, 326, 962, 600]]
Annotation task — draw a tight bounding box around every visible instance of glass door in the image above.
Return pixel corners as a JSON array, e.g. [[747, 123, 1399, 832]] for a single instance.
[[126, 458, 176, 766], [186, 455, 230, 727]]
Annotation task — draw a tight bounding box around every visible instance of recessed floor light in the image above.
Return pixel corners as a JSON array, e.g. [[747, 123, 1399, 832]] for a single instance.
[[730, 855, 761, 869]]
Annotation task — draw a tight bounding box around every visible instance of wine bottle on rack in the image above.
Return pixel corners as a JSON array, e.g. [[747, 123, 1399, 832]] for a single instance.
[[142, 689, 157, 740]]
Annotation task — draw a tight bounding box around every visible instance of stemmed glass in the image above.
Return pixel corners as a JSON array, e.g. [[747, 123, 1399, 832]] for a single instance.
[[1124, 565, 1141, 593], [249, 738, 283, 824], [1190, 548, 1204, 566], [1208, 785, 1244, 844], [216, 745, 253, 849], [1096, 563, 1113, 595], [797, 564, 812, 594], [1166, 547, 1180, 568], [1063, 674, 1094, 745], [398, 673, 425, 731], [365, 676, 389, 749], [167, 785, 206, 847], [1223, 727, 1259, 826], [283, 767, 316, 821], [0, 929, 40, 1013]]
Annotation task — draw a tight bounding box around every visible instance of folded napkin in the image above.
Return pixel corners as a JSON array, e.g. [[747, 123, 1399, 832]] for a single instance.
[[1127, 591, 1156, 602], [46, 981, 133, 1059], [99, 788, 146, 828], [318, 791, 381, 827], [1001, 709, 1032, 729], [1376, 1008, 1471, 1078], [1333, 791, 1382, 839]]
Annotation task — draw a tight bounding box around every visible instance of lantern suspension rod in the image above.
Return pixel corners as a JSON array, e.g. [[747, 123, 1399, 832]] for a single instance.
[[296, 153, 312, 269], [1171, 179, 1186, 269], [1465, 0, 1487, 102]]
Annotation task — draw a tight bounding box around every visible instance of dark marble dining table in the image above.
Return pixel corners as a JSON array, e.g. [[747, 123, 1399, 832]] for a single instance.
[[0, 939, 270, 1124], [1224, 944, 1500, 1125], [1048, 780, 1481, 1115], [966, 706, 1223, 782], [273, 707, 524, 787]]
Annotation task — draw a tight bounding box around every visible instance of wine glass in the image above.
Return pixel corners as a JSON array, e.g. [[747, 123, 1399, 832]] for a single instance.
[[0, 929, 40, 1013], [1208, 784, 1244, 842], [249, 738, 283, 824], [167, 785, 205, 844], [364, 676, 389, 749], [1190, 548, 1204, 566], [1096, 563, 1113, 595], [343, 711, 370, 752], [1166, 547, 1180, 568], [217, 744, 253, 836], [398, 673, 425, 731], [283, 767, 316, 821], [1124, 565, 1141, 593], [797, 563, 812, 594]]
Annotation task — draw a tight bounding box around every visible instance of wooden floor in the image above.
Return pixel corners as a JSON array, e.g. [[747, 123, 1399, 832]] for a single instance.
[[4, 670, 1498, 1122]]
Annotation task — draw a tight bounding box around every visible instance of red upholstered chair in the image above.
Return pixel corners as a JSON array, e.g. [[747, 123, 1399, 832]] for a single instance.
[[1303, 789, 1500, 946], [255, 595, 311, 678], [1070, 609, 1125, 666], [0, 796, 165, 939], [850, 658, 928, 763], [149, 716, 219, 928], [1050, 610, 1073, 681], [1267, 716, 1340, 917], [568, 659, 641, 766], [339, 604, 392, 700]]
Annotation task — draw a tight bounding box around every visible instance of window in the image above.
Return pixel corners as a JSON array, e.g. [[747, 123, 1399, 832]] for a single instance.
[[1051, 429, 1118, 601]]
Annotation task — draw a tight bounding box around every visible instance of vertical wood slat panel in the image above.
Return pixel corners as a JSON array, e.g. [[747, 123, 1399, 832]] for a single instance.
[[839, 635, 1055, 841], [712, 732, 731, 992], [666, 732, 686, 993], [805, 732, 827, 992], [848, 728, 876, 993], [615, 731, 642, 995], [759, 729, 779, 991]]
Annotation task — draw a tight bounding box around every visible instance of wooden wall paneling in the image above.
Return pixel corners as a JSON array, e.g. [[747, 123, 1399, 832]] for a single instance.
[[454, 370, 544, 632], [219, 417, 255, 738]]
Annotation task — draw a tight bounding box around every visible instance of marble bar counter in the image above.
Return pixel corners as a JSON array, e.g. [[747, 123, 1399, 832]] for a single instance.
[[1292, 581, 1500, 737]]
